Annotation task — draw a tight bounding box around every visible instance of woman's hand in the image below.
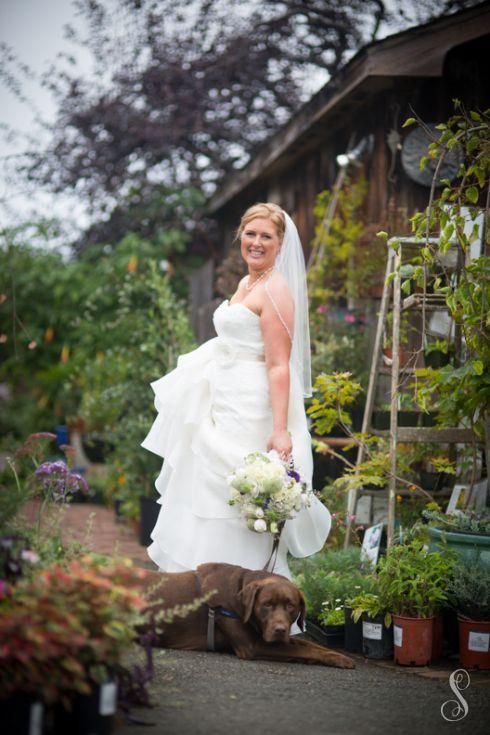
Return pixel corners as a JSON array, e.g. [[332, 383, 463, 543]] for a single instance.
[[267, 429, 292, 462]]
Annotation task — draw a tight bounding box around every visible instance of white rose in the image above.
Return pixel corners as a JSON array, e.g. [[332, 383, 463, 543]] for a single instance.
[[255, 508, 264, 518], [253, 519, 267, 533]]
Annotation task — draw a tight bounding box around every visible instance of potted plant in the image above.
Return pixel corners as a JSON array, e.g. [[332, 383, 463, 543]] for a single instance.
[[290, 547, 376, 644], [447, 560, 490, 670], [317, 601, 345, 646], [0, 555, 149, 734], [347, 592, 393, 659], [423, 507, 490, 570], [377, 540, 455, 666]]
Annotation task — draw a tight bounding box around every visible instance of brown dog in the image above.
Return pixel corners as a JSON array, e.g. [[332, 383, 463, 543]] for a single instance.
[[142, 562, 355, 669]]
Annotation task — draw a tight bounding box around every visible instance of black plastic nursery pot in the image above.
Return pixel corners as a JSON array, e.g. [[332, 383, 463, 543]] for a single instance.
[[344, 606, 363, 653], [1, 692, 44, 735], [139, 496, 160, 546], [305, 620, 345, 648], [52, 678, 117, 735], [361, 613, 394, 659]]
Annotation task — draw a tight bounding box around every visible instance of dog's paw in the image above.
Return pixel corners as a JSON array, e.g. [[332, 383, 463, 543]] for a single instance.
[[325, 651, 356, 669]]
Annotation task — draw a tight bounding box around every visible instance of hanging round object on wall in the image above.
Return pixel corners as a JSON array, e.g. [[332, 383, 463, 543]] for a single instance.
[[401, 123, 463, 187]]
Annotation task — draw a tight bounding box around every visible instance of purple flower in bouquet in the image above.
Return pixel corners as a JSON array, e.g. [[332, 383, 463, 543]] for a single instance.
[[286, 468, 301, 483]]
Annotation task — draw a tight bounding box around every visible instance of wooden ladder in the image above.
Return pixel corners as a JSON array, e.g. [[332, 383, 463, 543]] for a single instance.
[[343, 237, 479, 549]]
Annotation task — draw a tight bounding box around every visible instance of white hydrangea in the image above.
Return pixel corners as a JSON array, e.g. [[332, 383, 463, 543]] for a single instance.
[[226, 450, 315, 536]]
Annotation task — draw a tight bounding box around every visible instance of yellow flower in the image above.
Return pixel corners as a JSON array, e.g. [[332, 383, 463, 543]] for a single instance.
[[60, 345, 70, 363], [118, 474, 126, 486], [396, 494, 403, 503], [127, 255, 138, 273], [409, 484, 417, 492]]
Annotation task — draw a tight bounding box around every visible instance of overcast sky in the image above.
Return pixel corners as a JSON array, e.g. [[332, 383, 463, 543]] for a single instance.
[[0, 0, 94, 237], [0, 0, 412, 242]]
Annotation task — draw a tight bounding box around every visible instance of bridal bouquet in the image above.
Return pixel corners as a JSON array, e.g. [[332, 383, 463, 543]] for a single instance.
[[226, 450, 313, 535]]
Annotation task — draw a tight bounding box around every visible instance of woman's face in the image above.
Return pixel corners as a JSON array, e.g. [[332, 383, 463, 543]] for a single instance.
[[240, 217, 282, 272]]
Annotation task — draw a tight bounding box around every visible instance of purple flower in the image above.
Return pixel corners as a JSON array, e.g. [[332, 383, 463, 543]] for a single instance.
[[287, 469, 301, 483], [35, 460, 68, 477], [68, 472, 89, 494]]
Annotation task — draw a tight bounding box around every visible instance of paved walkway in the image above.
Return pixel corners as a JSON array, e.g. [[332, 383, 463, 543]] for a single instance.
[[21, 499, 152, 566]]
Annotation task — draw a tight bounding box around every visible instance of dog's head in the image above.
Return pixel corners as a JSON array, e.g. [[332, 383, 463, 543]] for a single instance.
[[238, 576, 306, 644]]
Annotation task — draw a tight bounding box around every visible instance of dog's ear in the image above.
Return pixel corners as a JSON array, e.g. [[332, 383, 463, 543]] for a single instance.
[[297, 590, 307, 632], [238, 581, 262, 623]]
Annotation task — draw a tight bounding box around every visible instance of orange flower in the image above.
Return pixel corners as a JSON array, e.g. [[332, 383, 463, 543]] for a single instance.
[[127, 255, 138, 273], [117, 474, 126, 486], [60, 345, 70, 363], [44, 326, 54, 342], [396, 494, 403, 503]]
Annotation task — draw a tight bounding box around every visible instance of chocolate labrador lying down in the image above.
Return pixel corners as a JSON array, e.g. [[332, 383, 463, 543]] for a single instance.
[[142, 562, 355, 669]]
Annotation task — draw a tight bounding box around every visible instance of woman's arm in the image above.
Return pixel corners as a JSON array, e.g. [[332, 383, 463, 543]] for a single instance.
[[260, 277, 294, 459]]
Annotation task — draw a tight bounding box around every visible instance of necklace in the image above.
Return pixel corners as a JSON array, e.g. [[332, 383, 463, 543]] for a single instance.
[[245, 265, 274, 291]]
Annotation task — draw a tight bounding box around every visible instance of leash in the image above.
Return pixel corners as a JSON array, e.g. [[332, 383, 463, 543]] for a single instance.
[[262, 521, 285, 573]]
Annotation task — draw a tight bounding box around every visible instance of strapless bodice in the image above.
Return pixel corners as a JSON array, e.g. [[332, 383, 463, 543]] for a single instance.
[[212, 299, 264, 355]]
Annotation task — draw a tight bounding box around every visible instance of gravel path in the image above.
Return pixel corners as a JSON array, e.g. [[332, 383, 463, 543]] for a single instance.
[[119, 648, 490, 735]]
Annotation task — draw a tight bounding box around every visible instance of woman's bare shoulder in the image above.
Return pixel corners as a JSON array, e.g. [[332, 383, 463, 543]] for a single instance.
[[264, 271, 293, 305]]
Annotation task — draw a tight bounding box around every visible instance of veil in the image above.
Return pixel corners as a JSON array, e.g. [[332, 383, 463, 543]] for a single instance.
[[268, 210, 312, 398]]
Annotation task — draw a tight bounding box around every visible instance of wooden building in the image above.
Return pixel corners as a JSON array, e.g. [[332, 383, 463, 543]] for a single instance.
[[189, 2, 490, 338]]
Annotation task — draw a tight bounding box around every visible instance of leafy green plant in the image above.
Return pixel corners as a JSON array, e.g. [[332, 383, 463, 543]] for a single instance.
[[399, 103, 490, 461], [346, 592, 392, 628], [290, 547, 376, 622], [377, 540, 456, 618], [67, 256, 196, 518], [318, 601, 345, 627], [422, 508, 490, 535], [446, 560, 490, 620]]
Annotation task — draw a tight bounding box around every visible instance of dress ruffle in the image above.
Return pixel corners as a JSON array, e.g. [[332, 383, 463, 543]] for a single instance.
[[141, 317, 331, 574]]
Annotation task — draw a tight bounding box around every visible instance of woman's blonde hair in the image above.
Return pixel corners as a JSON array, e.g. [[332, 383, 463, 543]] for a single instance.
[[234, 202, 285, 243]]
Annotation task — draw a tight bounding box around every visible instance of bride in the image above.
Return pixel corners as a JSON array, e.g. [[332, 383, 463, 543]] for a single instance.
[[141, 202, 331, 585]]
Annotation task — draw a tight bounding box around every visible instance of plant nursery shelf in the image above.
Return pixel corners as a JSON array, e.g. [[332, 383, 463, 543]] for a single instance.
[[370, 427, 478, 443], [401, 293, 449, 311]]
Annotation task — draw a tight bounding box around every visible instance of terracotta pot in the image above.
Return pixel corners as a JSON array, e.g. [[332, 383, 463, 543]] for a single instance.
[[458, 615, 490, 670], [382, 346, 411, 368], [393, 614, 434, 666], [431, 614, 444, 661]]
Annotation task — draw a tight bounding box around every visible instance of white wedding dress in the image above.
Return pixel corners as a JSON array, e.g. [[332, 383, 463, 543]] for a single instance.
[[141, 297, 331, 583]]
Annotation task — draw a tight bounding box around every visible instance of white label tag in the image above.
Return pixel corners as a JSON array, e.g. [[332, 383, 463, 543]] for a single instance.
[[468, 631, 490, 653], [363, 621, 382, 640], [29, 702, 43, 735], [394, 624, 403, 647], [99, 681, 118, 715]]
